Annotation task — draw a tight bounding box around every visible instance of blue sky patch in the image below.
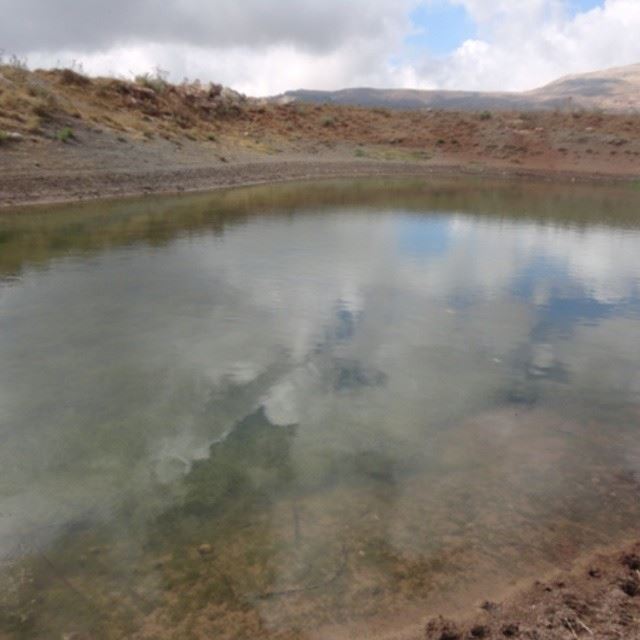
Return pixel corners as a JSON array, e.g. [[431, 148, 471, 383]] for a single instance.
[[407, 2, 476, 55], [406, 0, 604, 56], [569, 0, 604, 15]]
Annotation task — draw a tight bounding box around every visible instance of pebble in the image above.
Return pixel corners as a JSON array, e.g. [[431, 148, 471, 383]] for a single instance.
[[3, 132, 24, 142]]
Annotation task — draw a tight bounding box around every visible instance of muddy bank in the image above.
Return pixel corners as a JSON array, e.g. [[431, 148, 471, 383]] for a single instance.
[[2, 156, 640, 210], [0, 157, 446, 208], [423, 540, 640, 640]]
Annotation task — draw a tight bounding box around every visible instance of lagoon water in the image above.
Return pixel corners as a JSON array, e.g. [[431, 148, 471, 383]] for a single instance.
[[1, 178, 640, 639]]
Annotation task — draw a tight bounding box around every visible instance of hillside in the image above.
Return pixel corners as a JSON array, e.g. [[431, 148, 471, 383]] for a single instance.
[[276, 63, 640, 113], [1, 63, 640, 207]]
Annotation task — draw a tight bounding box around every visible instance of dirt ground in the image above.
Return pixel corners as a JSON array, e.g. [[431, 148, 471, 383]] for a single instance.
[[422, 540, 640, 640]]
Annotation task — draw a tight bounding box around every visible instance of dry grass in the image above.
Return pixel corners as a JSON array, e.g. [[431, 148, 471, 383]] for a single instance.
[[0, 65, 248, 142]]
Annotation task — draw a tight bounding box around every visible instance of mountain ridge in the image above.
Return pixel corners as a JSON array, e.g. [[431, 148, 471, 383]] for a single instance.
[[274, 63, 640, 113]]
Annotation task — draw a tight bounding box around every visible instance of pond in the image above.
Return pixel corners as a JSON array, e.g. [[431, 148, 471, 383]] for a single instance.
[[1, 178, 640, 639]]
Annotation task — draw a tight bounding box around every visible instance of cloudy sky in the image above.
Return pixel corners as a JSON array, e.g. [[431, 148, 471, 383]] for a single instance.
[[1, 0, 640, 95]]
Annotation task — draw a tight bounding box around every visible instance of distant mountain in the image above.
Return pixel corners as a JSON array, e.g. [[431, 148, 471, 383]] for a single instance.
[[274, 63, 640, 113]]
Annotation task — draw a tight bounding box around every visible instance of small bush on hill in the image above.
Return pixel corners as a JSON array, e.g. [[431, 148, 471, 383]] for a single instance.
[[135, 68, 169, 94], [26, 78, 53, 99], [60, 68, 91, 86], [31, 93, 58, 120], [56, 126, 74, 143]]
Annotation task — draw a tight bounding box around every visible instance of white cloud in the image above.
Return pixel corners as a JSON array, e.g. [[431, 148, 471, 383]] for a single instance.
[[0, 0, 414, 55], [25, 41, 420, 96], [427, 0, 640, 91], [2, 0, 640, 95], [1, 0, 417, 95]]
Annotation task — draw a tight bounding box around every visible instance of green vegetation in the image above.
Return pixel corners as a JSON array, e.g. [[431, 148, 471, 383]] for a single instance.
[[354, 147, 366, 157], [479, 110, 492, 120], [0, 130, 7, 145], [56, 126, 75, 143], [321, 115, 336, 127]]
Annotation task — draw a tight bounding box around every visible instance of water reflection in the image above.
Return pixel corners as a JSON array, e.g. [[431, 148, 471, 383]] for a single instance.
[[1, 179, 640, 638]]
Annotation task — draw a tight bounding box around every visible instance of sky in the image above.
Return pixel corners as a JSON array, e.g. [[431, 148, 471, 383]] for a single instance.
[[1, 0, 639, 96]]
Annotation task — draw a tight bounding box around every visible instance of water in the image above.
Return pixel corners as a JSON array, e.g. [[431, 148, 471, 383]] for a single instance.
[[1, 178, 640, 639]]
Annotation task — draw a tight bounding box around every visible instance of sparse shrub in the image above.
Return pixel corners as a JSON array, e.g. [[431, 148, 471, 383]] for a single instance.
[[479, 111, 492, 121], [26, 79, 52, 99], [321, 116, 336, 127], [59, 68, 91, 86], [31, 94, 58, 120], [56, 126, 74, 143], [135, 67, 169, 94], [172, 109, 197, 129], [8, 53, 27, 71], [0, 130, 7, 145], [354, 147, 366, 157]]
